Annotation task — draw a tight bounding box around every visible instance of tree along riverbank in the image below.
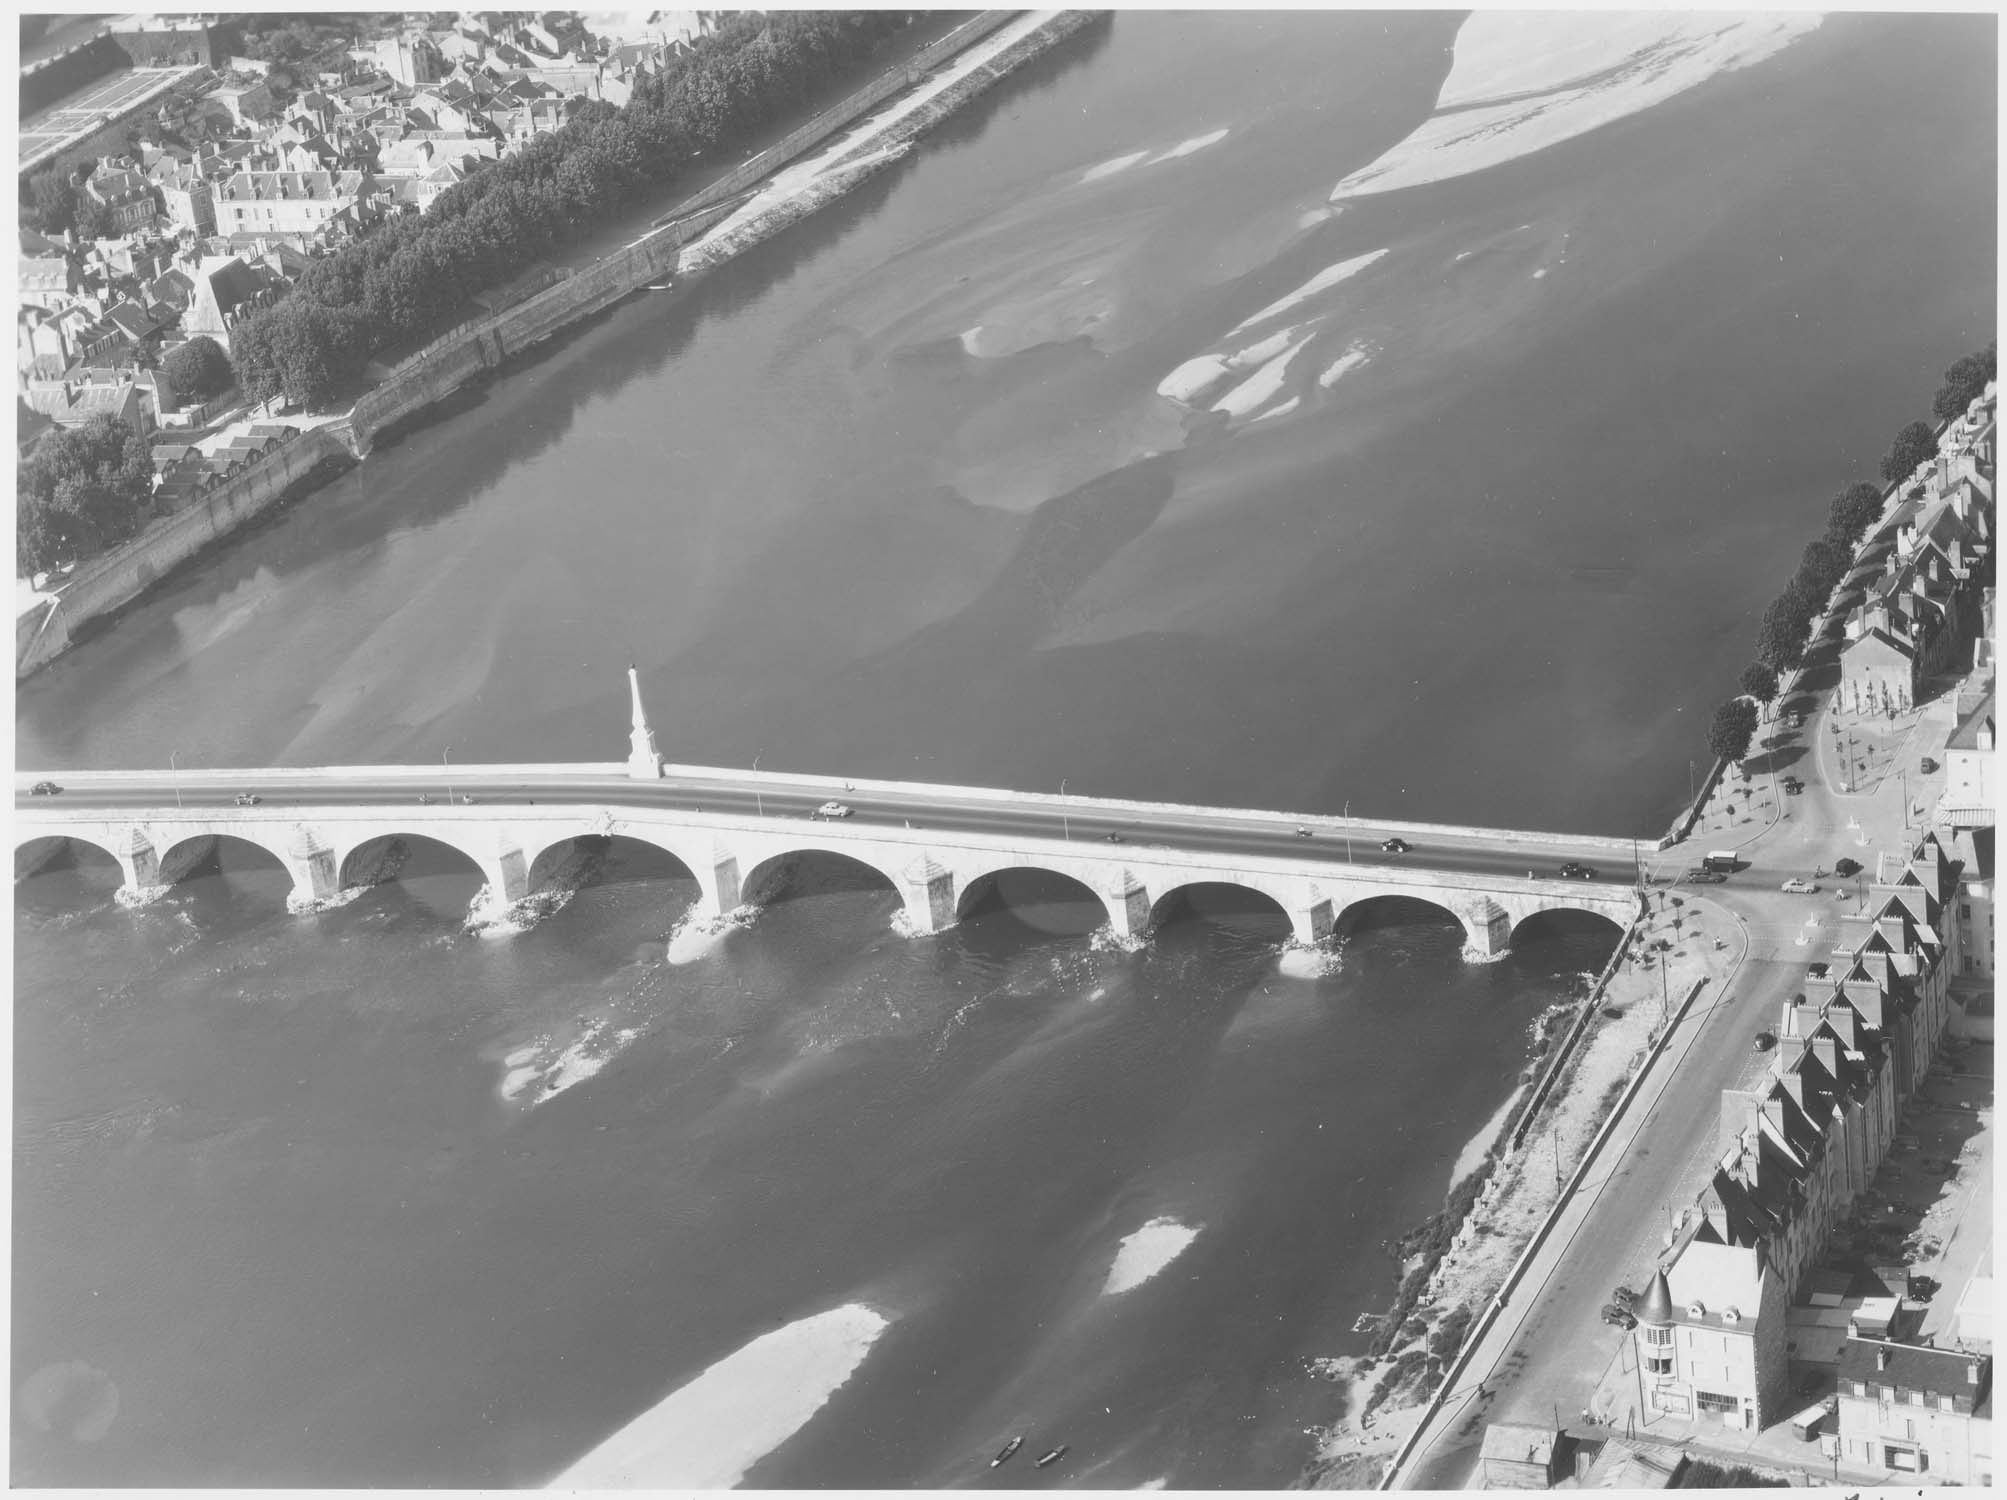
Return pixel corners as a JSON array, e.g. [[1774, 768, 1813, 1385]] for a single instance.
[[16, 12, 1105, 682]]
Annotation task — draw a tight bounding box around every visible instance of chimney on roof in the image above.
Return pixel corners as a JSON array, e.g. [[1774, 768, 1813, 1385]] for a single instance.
[[1877, 1344, 1891, 1371], [1969, 1358, 1982, 1385]]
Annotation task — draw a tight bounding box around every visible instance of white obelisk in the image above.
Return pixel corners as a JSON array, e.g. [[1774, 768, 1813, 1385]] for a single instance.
[[626, 664, 662, 779]]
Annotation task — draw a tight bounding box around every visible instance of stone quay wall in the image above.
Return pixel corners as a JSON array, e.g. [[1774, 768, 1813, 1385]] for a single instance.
[[17, 426, 351, 678]]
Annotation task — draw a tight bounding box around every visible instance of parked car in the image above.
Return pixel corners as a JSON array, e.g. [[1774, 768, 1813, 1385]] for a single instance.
[[1920, 757, 1938, 774], [1834, 857, 1862, 878], [1785, 711, 1804, 728], [29, 780, 62, 796], [1753, 1031, 1777, 1052], [1781, 878, 1818, 894], [1600, 1303, 1637, 1329], [815, 800, 854, 819], [1807, 962, 1830, 979], [1380, 837, 1411, 854], [235, 792, 262, 806]]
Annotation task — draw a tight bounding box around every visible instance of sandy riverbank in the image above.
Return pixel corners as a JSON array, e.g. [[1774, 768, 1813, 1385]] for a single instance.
[[547, 1303, 890, 1487], [1330, 12, 1823, 203]]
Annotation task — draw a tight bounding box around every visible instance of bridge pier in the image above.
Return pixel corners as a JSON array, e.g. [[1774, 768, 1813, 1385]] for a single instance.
[[1461, 899, 1512, 962], [1289, 889, 1336, 947], [113, 827, 166, 906], [1101, 870, 1151, 940], [479, 835, 530, 905], [281, 827, 341, 913], [708, 839, 742, 913], [901, 855, 956, 934]]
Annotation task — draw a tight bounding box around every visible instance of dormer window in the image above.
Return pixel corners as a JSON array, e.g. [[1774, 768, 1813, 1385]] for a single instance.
[[1687, 1302, 1706, 1320], [1720, 1307, 1741, 1325]]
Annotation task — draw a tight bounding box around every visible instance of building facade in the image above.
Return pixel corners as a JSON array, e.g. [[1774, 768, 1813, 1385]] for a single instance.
[[1835, 1338, 1992, 1484]]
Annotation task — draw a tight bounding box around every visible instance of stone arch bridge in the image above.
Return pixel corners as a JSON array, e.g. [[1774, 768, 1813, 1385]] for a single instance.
[[16, 773, 1640, 959]]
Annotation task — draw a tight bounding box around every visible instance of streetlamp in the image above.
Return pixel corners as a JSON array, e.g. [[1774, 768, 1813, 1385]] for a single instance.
[[752, 752, 764, 818], [1344, 800, 1353, 863], [443, 744, 455, 805], [169, 748, 182, 810], [1060, 779, 1070, 842]]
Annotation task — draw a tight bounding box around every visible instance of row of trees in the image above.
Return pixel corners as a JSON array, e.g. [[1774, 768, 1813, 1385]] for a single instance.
[[228, 10, 914, 408], [17, 415, 154, 577], [1702, 342, 1994, 768]]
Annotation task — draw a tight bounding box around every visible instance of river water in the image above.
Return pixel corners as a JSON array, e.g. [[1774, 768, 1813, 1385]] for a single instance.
[[13, 10, 1995, 1488]]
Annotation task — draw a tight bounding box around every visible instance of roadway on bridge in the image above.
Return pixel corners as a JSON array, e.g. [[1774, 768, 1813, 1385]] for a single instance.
[[19, 769, 1640, 891]]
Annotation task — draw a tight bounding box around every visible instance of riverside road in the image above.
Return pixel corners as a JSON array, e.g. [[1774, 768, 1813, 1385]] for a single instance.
[[1398, 612, 1949, 1488]]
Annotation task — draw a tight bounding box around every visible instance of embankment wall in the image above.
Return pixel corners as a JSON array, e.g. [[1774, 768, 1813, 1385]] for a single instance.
[[18, 12, 1102, 679], [17, 427, 351, 678]]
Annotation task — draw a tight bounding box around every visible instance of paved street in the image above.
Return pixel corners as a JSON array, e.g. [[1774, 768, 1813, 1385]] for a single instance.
[[1398, 613, 1973, 1488]]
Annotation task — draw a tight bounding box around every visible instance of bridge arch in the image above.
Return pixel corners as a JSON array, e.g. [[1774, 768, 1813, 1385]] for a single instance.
[[954, 864, 1111, 936], [1333, 892, 1471, 948], [738, 847, 905, 914], [157, 832, 295, 904], [1507, 904, 1631, 952], [1146, 880, 1293, 938], [336, 832, 488, 893], [522, 832, 703, 896], [15, 833, 122, 886]]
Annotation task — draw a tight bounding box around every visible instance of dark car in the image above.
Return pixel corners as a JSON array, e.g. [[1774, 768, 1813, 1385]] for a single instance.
[[1685, 868, 1727, 884], [235, 792, 262, 806], [1753, 1031, 1777, 1052], [29, 780, 62, 796], [1380, 837, 1411, 854], [1808, 962, 1830, 980], [1920, 757, 1938, 774], [1834, 857, 1862, 878], [1559, 862, 1597, 880], [1600, 1303, 1637, 1329], [1104, 831, 1124, 843]]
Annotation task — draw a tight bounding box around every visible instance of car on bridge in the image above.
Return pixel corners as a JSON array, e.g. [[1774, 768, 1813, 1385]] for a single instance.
[[814, 800, 853, 819], [1781, 878, 1819, 894], [1380, 836, 1411, 854], [235, 793, 262, 806], [1558, 861, 1597, 879], [1104, 831, 1124, 843], [30, 780, 62, 795]]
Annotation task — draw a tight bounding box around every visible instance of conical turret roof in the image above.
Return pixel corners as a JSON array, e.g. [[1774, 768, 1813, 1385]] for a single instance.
[[1639, 1268, 1674, 1324]]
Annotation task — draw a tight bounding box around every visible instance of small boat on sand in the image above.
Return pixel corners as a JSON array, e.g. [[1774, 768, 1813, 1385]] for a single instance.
[[991, 1436, 1023, 1467], [1035, 1446, 1068, 1468]]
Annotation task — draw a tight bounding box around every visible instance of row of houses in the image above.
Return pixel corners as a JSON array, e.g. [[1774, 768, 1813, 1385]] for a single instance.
[[1838, 394, 1996, 716], [1630, 824, 1989, 1479]]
